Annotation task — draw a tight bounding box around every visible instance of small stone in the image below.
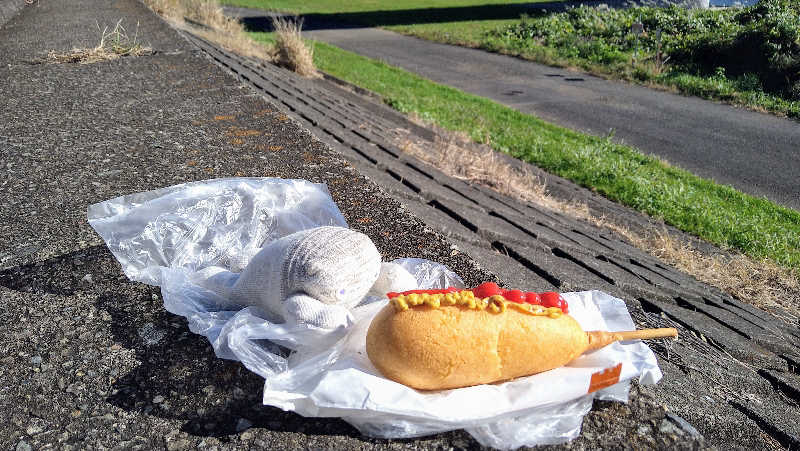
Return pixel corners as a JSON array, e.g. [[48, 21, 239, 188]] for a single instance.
[[30, 355, 42, 366], [235, 418, 253, 433], [664, 413, 702, 438], [25, 419, 46, 435], [153, 395, 165, 404], [232, 387, 246, 399], [81, 274, 93, 283], [16, 441, 32, 451], [166, 439, 190, 451], [137, 323, 165, 346]]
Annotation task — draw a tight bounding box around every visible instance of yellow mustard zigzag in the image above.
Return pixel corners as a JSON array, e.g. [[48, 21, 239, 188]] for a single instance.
[[389, 291, 563, 318]]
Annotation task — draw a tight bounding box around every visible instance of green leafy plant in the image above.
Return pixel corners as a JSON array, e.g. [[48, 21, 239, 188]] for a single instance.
[[492, 1, 800, 113]]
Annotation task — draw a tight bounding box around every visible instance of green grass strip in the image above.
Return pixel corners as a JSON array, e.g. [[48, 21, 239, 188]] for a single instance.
[[249, 32, 800, 271]]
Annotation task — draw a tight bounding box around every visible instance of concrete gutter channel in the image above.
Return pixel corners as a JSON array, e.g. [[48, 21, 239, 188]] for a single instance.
[[0, 0, 798, 449]]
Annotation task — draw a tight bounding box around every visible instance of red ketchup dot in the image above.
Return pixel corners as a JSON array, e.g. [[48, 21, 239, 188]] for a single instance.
[[503, 289, 524, 303], [540, 292, 569, 313], [472, 282, 502, 299], [524, 292, 541, 305]]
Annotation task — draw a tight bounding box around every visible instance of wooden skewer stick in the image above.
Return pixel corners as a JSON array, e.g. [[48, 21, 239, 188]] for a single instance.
[[586, 328, 678, 351]]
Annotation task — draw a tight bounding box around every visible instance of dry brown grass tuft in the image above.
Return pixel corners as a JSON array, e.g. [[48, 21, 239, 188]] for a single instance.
[[395, 127, 590, 217], [629, 228, 799, 319], [270, 16, 319, 78], [48, 19, 152, 64], [142, 0, 271, 60], [397, 130, 546, 203], [392, 127, 800, 320]]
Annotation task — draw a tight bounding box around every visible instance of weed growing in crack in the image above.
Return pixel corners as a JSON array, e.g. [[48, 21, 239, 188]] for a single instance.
[[48, 19, 152, 64], [270, 16, 319, 78]]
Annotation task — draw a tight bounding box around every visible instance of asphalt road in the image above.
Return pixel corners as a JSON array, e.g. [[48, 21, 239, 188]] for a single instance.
[[226, 7, 800, 212]]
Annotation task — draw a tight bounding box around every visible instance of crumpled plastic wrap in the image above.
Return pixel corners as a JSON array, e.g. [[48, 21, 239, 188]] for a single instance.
[[88, 178, 664, 449]]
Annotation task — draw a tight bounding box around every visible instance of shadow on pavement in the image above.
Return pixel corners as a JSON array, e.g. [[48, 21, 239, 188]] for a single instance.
[[232, 4, 534, 32], [229, 0, 707, 33], [0, 246, 366, 440]]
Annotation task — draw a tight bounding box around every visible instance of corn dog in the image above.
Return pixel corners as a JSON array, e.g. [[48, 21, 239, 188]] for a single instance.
[[366, 284, 677, 390]]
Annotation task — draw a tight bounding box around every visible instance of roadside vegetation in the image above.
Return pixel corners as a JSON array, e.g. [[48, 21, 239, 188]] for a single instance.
[[143, 0, 318, 75], [480, 0, 800, 118], [144, 0, 272, 59], [270, 17, 319, 77], [240, 0, 800, 118]]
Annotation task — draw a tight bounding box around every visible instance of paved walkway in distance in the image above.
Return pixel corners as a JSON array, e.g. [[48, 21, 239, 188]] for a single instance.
[[225, 6, 800, 213]]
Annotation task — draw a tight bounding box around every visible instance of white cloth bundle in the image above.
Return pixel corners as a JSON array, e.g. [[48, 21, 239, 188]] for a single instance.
[[193, 226, 416, 329]]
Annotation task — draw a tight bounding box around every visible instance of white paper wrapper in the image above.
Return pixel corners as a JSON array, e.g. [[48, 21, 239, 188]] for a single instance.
[[88, 178, 663, 449]]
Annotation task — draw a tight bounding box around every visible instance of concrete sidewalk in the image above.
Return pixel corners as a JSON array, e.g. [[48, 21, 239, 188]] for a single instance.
[[0, 1, 487, 449], [224, 6, 800, 213]]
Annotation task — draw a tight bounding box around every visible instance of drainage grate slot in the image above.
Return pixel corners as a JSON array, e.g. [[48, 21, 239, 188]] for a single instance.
[[758, 369, 800, 405], [428, 199, 478, 233], [491, 241, 561, 288], [386, 169, 421, 193], [488, 211, 537, 239], [536, 221, 584, 247], [571, 228, 616, 252], [552, 247, 615, 286], [375, 143, 400, 158], [675, 297, 751, 339], [348, 146, 377, 165], [597, 255, 652, 285], [444, 184, 481, 206], [781, 355, 800, 375], [404, 162, 435, 180], [629, 258, 682, 286], [702, 296, 772, 332], [638, 298, 726, 352], [730, 401, 800, 450]]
